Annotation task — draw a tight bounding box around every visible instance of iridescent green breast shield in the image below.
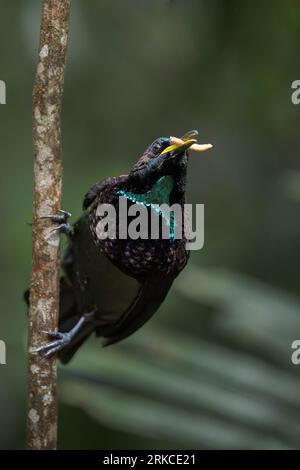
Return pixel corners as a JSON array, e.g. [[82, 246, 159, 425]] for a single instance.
[[117, 176, 176, 240]]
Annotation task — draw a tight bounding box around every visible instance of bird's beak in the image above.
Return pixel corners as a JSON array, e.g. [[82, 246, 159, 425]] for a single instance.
[[160, 139, 198, 157], [160, 130, 213, 157]]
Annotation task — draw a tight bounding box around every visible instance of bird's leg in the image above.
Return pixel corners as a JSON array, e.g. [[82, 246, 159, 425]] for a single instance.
[[41, 209, 73, 238], [32, 311, 96, 358]]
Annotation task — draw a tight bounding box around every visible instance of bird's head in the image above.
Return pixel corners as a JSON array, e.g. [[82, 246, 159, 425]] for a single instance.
[[125, 130, 212, 198]]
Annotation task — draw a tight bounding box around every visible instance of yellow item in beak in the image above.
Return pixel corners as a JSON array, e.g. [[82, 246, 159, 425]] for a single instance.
[[160, 133, 213, 156]]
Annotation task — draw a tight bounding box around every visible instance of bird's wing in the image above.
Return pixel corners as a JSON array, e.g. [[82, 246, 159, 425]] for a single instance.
[[100, 273, 174, 346], [83, 175, 128, 209]]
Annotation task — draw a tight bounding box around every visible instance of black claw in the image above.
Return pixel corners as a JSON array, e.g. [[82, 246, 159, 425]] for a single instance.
[[44, 344, 65, 358], [32, 331, 71, 357], [41, 209, 71, 224], [32, 315, 91, 359], [41, 209, 73, 238], [50, 223, 72, 237], [32, 340, 61, 354], [42, 330, 64, 339]]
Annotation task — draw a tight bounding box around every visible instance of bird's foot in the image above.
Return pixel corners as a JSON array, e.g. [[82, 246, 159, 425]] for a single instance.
[[31, 330, 72, 358], [41, 209, 72, 238], [31, 312, 95, 358]]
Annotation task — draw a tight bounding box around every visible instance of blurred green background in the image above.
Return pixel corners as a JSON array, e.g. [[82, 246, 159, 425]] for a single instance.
[[1, 0, 300, 449]]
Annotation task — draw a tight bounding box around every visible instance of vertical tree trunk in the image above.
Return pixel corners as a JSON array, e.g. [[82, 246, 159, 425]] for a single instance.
[[26, 0, 71, 450]]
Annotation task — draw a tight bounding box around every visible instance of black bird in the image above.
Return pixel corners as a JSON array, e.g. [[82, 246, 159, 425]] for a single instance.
[[30, 130, 212, 363]]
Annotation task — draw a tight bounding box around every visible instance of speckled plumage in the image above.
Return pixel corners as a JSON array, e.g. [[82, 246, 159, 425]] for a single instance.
[[87, 174, 188, 279]]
